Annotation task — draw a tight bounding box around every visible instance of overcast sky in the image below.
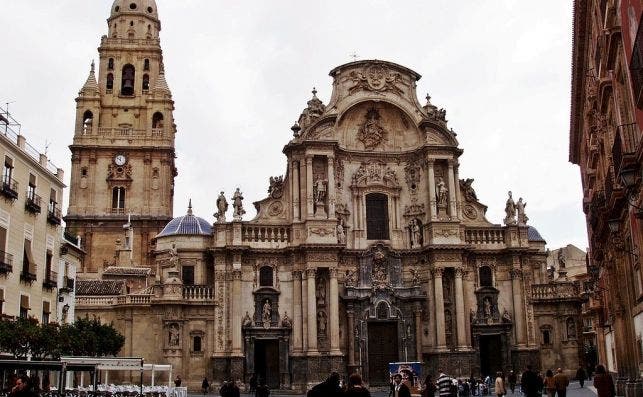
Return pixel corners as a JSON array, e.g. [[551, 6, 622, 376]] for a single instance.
[[0, 0, 587, 250]]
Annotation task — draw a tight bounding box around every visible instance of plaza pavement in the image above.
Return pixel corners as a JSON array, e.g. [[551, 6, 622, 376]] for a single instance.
[[191, 379, 598, 397]]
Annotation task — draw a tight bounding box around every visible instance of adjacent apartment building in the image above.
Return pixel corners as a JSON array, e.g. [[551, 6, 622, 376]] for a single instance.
[[570, 0, 643, 395]]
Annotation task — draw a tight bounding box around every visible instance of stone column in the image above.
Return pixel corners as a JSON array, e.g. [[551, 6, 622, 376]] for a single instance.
[[301, 276, 308, 351], [306, 268, 318, 353], [453, 161, 461, 220], [327, 156, 336, 219], [414, 305, 422, 360], [347, 309, 355, 366], [306, 156, 314, 218], [292, 160, 300, 221], [433, 268, 447, 350], [454, 268, 467, 350], [292, 271, 303, 354], [426, 271, 435, 349], [231, 268, 242, 355], [427, 159, 437, 221], [329, 267, 340, 354], [447, 161, 457, 218], [510, 268, 527, 347]]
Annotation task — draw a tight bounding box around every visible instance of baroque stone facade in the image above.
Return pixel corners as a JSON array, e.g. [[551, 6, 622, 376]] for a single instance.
[[73, 0, 584, 391]]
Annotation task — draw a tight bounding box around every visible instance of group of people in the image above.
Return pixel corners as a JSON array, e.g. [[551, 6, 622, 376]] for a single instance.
[[306, 372, 370, 397]]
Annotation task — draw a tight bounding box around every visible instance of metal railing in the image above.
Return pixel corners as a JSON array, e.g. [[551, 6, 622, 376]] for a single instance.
[[612, 122, 640, 175]]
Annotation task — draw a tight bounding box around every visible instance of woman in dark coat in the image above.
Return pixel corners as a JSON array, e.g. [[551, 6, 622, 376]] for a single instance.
[[593, 365, 615, 397]]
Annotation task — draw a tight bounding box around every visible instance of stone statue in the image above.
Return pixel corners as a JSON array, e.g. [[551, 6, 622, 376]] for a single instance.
[[557, 249, 566, 268], [516, 197, 528, 225], [503, 191, 517, 225], [436, 177, 448, 208], [232, 188, 245, 221], [409, 219, 421, 247], [502, 309, 512, 323], [281, 311, 292, 328], [470, 309, 477, 324], [168, 243, 179, 271], [317, 311, 327, 334], [461, 178, 477, 202], [242, 311, 252, 328], [262, 299, 271, 323], [313, 177, 327, 204], [567, 318, 577, 339], [336, 223, 346, 244], [316, 278, 326, 305], [409, 268, 420, 286], [214, 191, 228, 223], [168, 324, 179, 346], [483, 297, 492, 317]]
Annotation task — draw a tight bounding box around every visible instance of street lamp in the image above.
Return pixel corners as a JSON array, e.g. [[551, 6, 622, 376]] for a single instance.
[[618, 166, 642, 212], [607, 218, 639, 260]]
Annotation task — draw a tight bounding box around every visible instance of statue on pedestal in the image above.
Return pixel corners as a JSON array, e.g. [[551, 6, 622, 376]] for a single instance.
[[503, 191, 517, 225], [516, 197, 528, 225], [232, 188, 245, 221], [214, 191, 228, 223]]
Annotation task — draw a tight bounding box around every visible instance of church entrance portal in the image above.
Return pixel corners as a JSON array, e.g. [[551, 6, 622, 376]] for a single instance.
[[368, 321, 398, 385], [254, 339, 280, 389], [479, 334, 503, 377]]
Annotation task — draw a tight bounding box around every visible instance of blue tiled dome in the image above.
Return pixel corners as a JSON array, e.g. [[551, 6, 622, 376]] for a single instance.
[[157, 201, 212, 237], [527, 226, 546, 242]]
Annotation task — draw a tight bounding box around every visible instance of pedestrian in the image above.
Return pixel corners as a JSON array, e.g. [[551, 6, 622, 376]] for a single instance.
[[201, 377, 209, 395], [255, 378, 270, 397], [308, 371, 342, 397], [174, 375, 182, 387], [593, 364, 615, 397], [343, 373, 371, 397], [552, 368, 569, 397], [575, 366, 587, 388], [390, 373, 411, 397], [421, 374, 437, 397], [249, 374, 257, 394], [507, 371, 516, 394], [8, 376, 37, 397], [494, 372, 505, 397], [543, 370, 555, 397], [520, 365, 540, 397], [436, 370, 453, 397]]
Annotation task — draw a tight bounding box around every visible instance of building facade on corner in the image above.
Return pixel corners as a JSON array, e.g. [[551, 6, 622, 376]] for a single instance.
[[73, 0, 584, 391], [570, 0, 643, 395]]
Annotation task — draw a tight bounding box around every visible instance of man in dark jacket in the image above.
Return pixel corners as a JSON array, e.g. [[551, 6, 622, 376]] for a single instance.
[[520, 366, 540, 397], [389, 374, 411, 397], [308, 372, 342, 397]]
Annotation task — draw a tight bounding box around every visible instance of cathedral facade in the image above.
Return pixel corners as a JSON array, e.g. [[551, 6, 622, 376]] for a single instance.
[[72, 0, 584, 391]]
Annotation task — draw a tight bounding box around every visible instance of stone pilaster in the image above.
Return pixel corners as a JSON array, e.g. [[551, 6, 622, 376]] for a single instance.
[[447, 160, 457, 218], [426, 270, 436, 349], [454, 268, 467, 350], [306, 268, 318, 353], [231, 268, 242, 355], [427, 159, 437, 221], [292, 160, 300, 221], [347, 309, 356, 367], [327, 156, 336, 219], [329, 267, 340, 354], [433, 268, 447, 350], [306, 156, 314, 218], [510, 268, 527, 347], [292, 270, 303, 354], [301, 276, 308, 351], [414, 305, 422, 360]]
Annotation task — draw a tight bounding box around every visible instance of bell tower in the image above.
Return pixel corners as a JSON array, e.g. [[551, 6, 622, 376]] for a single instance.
[[65, 0, 176, 273]]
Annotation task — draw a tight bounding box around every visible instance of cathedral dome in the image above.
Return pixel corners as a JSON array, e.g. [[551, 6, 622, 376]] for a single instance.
[[157, 202, 212, 238], [110, 0, 159, 20]]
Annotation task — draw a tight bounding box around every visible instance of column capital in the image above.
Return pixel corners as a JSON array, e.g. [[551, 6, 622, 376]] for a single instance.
[[510, 268, 523, 280], [431, 267, 444, 278], [292, 270, 302, 280], [330, 267, 338, 278], [306, 268, 316, 278], [454, 267, 465, 278], [305, 155, 314, 163], [232, 270, 242, 280]]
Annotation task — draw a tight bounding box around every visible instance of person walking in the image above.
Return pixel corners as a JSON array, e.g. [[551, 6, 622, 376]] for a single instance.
[[543, 370, 555, 397], [507, 371, 516, 395], [390, 373, 411, 397], [343, 373, 371, 397], [248, 374, 257, 394], [593, 365, 615, 397], [201, 377, 209, 395], [421, 374, 437, 397], [575, 367, 587, 388], [174, 375, 182, 387], [436, 370, 453, 397], [308, 371, 342, 397], [520, 365, 540, 397], [494, 372, 506, 397], [552, 368, 569, 397]]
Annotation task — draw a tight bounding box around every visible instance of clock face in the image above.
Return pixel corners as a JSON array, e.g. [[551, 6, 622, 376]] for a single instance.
[[114, 154, 127, 166]]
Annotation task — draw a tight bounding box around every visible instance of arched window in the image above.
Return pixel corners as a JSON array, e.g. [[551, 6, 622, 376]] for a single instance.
[[259, 266, 273, 287], [144, 59, 150, 71], [193, 336, 202, 352], [366, 193, 389, 240], [112, 187, 126, 211], [106, 73, 114, 90], [142, 74, 149, 90], [479, 266, 493, 287], [376, 301, 389, 319], [121, 64, 135, 96], [82, 110, 93, 134], [108, 58, 114, 70], [152, 112, 164, 128]]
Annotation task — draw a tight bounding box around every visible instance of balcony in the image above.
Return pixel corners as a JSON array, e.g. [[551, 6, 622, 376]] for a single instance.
[[20, 270, 37, 283], [612, 123, 641, 177], [47, 206, 62, 225], [630, 22, 643, 108], [0, 251, 12, 274], [42, 271, 57, 290], [183, 285, 214, 301], [63, 229, 80, 246], [531, 282, 583, 303], [1, 177, 18, 200], [59, 277, 75, 293], [25, 192, 41, 214]]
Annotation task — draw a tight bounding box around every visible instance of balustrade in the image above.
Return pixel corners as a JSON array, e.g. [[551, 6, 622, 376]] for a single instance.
[[531, 282, 580, 301], [183, 285, 214, 301], [465, 228, 505, 245], [242, 225, 291, 243]]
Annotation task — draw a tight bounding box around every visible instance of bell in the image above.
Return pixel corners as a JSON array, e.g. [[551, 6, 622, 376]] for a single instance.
[[123, 79, 133, 90]]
